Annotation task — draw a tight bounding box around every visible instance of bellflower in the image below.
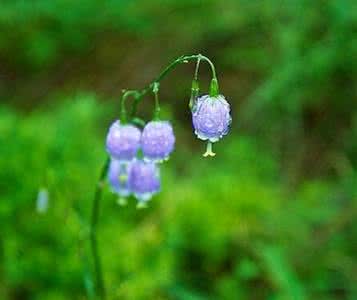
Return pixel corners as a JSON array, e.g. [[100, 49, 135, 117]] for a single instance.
[[128, 159, 160, 203], [191, 94, 231, 156], [106, 120, 141, 161], [141, 121, 175, 162]]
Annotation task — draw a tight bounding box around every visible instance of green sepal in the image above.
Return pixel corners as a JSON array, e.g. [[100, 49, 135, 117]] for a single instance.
[[209, 78, 219, 97]]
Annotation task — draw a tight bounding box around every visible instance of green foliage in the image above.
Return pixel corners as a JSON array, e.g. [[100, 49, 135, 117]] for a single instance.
[[0, 96, 356, 299], [0, 0, 150, 69]]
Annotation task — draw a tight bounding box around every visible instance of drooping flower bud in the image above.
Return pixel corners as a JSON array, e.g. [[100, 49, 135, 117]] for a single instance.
[[141, 121, 175, 162], [191, 95, 231, 156], [128, 159, 160, 202], [106, 120, 141, 161]]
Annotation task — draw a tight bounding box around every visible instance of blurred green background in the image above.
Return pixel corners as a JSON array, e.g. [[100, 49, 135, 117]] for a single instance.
[[1, 0, 357, 299]]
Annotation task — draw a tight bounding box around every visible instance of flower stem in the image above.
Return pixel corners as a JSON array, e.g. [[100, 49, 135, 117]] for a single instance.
[[120, 90, 140, 124], [90, 157, 110, 299], [194, 56, 202, 80], [117, 54, 217, 120], [153, 82, 161, 120], [189, 58, 202, 110]]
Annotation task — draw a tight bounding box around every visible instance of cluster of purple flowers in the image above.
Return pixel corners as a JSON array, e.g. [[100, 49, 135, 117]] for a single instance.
[[106, 91, 231, 206], [106, 120, 175, 206]]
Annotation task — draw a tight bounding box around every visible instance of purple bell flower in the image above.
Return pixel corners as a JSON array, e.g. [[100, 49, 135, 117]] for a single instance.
[[141, 121, 175, 162], [191, 95, 231, 157], [106, 120, 141, 161], [128, 159, 160, 203], [108, 159, 131, 198]]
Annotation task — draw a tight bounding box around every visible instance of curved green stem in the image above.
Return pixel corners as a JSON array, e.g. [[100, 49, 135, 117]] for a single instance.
[[194, 56, 202, 80], [90, 157, 110, 299], [120, 90, 140, 123], [152, 82, 161, 119], [189, 58, 202, 110], [118, 54, 217, 120]]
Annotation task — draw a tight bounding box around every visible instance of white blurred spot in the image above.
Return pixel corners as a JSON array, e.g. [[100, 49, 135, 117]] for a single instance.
[[36, 188, 49, 214]]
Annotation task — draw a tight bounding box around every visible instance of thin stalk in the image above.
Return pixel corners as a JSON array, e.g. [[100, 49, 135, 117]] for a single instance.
[[153, 82, 160, 119], [90, 157, 110, 299], [189, 58, 201, 110], [194, 56, 202, 80], [120, 54, 217, 119], [120, 90, 140, 123]]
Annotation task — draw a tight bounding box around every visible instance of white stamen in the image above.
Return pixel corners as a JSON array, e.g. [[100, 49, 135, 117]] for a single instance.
[[203, 142, 216, 157]]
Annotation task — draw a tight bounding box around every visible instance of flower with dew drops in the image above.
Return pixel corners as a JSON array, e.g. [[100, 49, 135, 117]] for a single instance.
[[106, 120, 141, 161], [141, 121, 175, 162], [128, 159, 160, 206], [191, 94, 231, 157]]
